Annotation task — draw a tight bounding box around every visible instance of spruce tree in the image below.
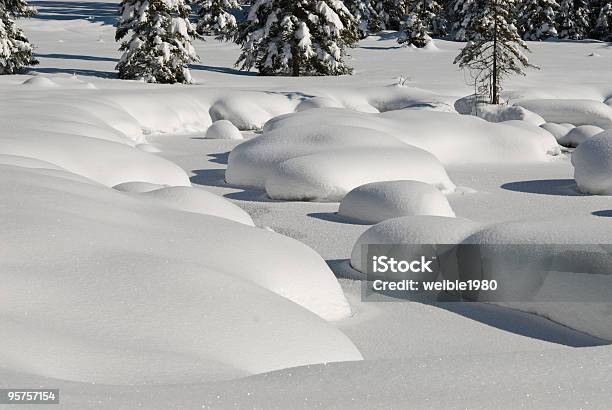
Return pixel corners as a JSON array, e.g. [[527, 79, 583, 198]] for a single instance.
[[398, 0, 444, 47], [344, 0, 378, 37], [557, 0, 590, 39], [234, 0, 359, 76], [454, 0, 535, 105], [595, 2, 612, 40], [516, 0, 559, 40], [115, 0, 200, 83], [449, 0, 480, 41], [372, 0, 409, 31], [0, 0, 38, 74], [194, 0, 241, 39]]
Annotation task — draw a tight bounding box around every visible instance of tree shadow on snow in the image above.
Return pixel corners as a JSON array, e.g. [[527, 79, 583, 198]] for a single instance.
[[501, 179, 586, 196], [30, 1, 118, 25], [592, 210, 612, 217], [31, 67, 116, 79], [36, 53, 119, 63], [190, 64, 258, 77]]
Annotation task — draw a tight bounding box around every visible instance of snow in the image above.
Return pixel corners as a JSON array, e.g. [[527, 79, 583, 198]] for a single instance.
[[3, 4, 612, 407], [205, 119, 244, 140], [540, 121, 575, 140], [572, 130, 612, 194], [558, 124, 604, 147], [351, 216, 482, 272], [138, 185, 255, 225], [516, 99, 612, 129], [338, 180, 455, 223]]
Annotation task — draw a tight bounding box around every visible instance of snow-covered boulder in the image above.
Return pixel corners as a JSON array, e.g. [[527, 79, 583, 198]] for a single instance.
[[461, 217, 612, 341], [140, 186, 254, 225], [540, 122, 575, 140], [558, 125, 604, 147], [0, 166, 361, 384], [205, 120, 243, 140], [265, 148, 455, 202], [516, 99, 612, 129], [339, 180, 455, 224], [572, 131, 612, 194], [350, 216, 482, 273]]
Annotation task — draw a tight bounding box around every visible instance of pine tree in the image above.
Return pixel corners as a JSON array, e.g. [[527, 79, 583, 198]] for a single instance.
[[398, 0, 444, 47], [594, 2, 612, 40], [0, 0, 38, 74], [234, 0, 359, 76], [194, 0, 241, 39], [372, 0, 409, 31], [115, 0, 200, 83], [449, 0, 480, 40], [344, 0, 378, 37], [454, 0, 535, 105], [557, 0, 590, 39], [516, 0, 559, 40]]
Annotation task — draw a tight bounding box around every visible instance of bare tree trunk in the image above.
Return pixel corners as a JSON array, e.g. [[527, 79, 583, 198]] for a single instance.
[[492, 0, 499, 104]]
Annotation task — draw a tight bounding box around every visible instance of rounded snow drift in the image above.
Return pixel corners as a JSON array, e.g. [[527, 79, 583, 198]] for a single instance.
[[540, 122, 574, 141], [205, 120, 243, 140], [339, 180, 455, 224], [21, 76, 60, 88], [572, 130, 612, 194], [558, 125, 604, 147], [350, 215, 482, 273], [113, 181, 166, 193]]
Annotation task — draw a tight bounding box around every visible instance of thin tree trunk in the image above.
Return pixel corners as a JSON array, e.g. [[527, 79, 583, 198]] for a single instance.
[[492, 0, 499, 104]]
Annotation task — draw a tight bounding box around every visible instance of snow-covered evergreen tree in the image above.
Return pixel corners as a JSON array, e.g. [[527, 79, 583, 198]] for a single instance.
[[454, 0, 535, 104], [398, 0, 444, 47], [372, 0, 409, 31], [0, 0, 38, 74], [234, 0, 359, 76], [516, 0, 559, 40], [594, 2, 612, 40], [449, 0, 480, 41], [194, 0, 241, 39], [344, 0, 378, 37], [556, 0, 590, 39], [115, 0, 200, 83]]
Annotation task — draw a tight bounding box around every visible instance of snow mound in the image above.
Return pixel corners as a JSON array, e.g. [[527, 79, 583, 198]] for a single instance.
[[540, 122, 575, 140], [296, 96, 343, 112], [265, 148, 455, 202], [21, 76, 60, 88], [136, 143, 162, 153], [455, 97, 545, 125], [0, 154, 63, 170], [140, 186, 254, 225], [338, 180, 455, 224], [350, 216, 482, 273], [558, 125, 604, 147], [0, 166, 360, 384], [516, 99, 612, 129], [206, 120, 243, 140], [209, 94, 296, 130], [113, 181, 167, 193], [462, 217, 612, 341], [572, 131, 612, 194]]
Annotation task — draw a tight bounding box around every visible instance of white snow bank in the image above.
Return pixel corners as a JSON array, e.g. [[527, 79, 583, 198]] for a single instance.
[[350, 216, 482, 273], [572, 130, 612, 194], [462, 217, 612, 341], [516, 99, 612, 129], [0, 166, 360, 384], [139, 186, 254, 225], [455, 96, 545, 125], [21, 75, 60, 88], [265, 148, 455, 202], [558, 125, 604, 147], [338, 180, 455, 224], [540, 122, 575, 140], [113, 181, 167, 193], [205, 120, 243, 140]]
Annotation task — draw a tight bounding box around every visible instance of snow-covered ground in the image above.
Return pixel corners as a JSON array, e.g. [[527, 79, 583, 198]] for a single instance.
[[2, 1, 612, 408]]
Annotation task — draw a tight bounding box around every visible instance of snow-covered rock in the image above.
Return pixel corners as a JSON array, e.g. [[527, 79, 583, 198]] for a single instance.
[[540, 122, 575, 140], [0, 165, 361, 384], [205, 120, 243, 140], [516, 99, 612, 129], [139, 186, 254, 225], [265, 148, 456, 202], [572, 131, 612, 194], [462, 217, 612, 341], [338, 180, 455, 224], [558, 125, 604, 147], [350, 216, 482, 273]]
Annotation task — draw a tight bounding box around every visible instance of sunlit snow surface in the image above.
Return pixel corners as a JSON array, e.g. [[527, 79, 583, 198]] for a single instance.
[[1, 0, 612, 407]]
